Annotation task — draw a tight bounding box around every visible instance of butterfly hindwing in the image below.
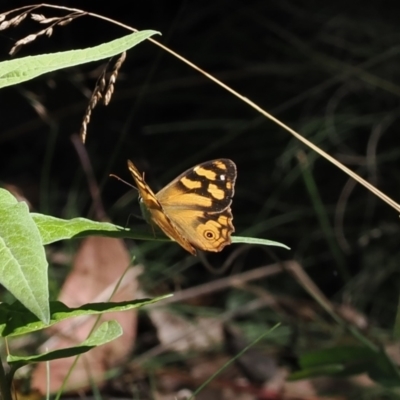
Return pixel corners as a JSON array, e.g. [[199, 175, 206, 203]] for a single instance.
[[156, 159, 236, 252]]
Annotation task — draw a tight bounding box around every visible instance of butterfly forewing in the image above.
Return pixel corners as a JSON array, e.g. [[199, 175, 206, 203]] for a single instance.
[[127, 160, 196, 254], [157, 159, 236, 211], [127, 160, 159, 209]]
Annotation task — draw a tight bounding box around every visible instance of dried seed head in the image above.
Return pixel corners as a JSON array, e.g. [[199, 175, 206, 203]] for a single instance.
[[80, 120, 88, 144], [8, 13, 25, 27], [13, 13, 28, 26], [80, 52, 125, 143], [59, 18, 73, 26], [103, 52, 126, 106], [98, 73, 106, 93], [10, 31, 41, 54], [81, 84, 103, 143], [31, 13, 46, 22], [104, 86, 114, 106], [39, 17, 62, 24], [9, 44, 21, 55], [0, 21, 10, 31], [15, 33, 37, 46]]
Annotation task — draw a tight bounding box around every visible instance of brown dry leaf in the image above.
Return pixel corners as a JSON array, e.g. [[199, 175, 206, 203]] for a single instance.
[[152, 390, 198, 400], [148, 309, 223, 353], [31, 236, 140, 393]]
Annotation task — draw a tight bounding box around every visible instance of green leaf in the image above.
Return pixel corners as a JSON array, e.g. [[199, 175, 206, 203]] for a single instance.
[[0, 297, 170, 337], [32, 214, 290, 251], [7, 320, 122, 365], [0, 189, 49, 324], [289, 364, 345, 380], [290, 345, 400, 387], [32, 214, 127, 245], [299, 346, 376, 369], [367, 348, 400, 387], [0, 30, 160, 89], [291, 346, 377, 379], [231, 236, 290, 250], [0, 188, 18, 206]]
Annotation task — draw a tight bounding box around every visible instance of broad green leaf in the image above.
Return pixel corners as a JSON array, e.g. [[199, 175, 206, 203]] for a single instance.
[[0, 189, 49, 323], [291, 346, 376, 379], [299, 346, 376, 369], [32, 214, 128, 244], [289, 364, 345, 380], [367, 348, 400, 387], [0, 30, 160, 89], [0, 297, 170, 337], [290, 345, 400, 386], [0, 188, 18, 206], [7, 320, 122, 365]]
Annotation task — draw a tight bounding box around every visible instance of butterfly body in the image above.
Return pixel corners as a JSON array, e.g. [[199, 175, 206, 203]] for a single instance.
[[127, 159, 236, 255]]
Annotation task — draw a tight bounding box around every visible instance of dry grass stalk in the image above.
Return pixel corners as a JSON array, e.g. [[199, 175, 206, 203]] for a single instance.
[[80, 52, 126, 143], [3, 4, 126, 144], [0, 4, 41, 22], [8, 10, 86, 55], [0, 12, 28, 31]]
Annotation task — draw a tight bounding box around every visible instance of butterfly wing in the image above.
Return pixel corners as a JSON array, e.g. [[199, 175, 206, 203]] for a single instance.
[[127, 160, 196, 255], [156, 159, 236, 252]]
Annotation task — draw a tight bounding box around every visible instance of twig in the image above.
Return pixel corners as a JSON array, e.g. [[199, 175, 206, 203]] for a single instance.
[[70, 134, 107, 221]]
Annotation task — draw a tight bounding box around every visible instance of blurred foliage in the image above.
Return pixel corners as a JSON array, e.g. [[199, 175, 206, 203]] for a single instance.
[[2, 0, 400, 396]]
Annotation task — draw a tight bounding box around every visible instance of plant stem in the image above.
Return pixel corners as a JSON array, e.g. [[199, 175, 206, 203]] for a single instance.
[[0, 359, 12, 400]]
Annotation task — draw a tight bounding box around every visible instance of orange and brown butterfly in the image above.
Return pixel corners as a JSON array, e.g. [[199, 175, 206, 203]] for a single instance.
[[127, 159, 237, 255]]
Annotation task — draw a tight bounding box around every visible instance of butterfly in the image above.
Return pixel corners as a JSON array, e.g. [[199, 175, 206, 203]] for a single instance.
[[127, 159, 237, 255]]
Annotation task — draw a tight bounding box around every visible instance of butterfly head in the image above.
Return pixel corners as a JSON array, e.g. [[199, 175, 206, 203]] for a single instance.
[[138, 195, 153, 225]]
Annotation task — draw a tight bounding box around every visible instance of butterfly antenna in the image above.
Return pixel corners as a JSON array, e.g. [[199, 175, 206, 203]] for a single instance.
[[109, 173, 138, 192]]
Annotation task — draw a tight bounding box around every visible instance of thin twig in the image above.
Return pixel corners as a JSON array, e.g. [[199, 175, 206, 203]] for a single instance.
[[3, 3, 400, 212], [70, 134, 107, 221]]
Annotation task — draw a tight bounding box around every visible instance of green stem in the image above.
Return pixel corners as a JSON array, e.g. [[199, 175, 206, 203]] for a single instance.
[[189, 324, 281, 399], [298, 151, 351, 283], [393, 292, 400, 339]]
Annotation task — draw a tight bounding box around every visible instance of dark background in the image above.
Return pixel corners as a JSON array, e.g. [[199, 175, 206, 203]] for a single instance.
[[1, 0, 400, 331]]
